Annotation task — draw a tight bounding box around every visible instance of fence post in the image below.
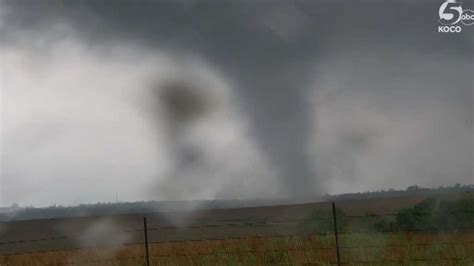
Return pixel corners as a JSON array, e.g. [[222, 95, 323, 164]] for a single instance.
[[332, 202, 341, 266], [143, 217, 151, 266]]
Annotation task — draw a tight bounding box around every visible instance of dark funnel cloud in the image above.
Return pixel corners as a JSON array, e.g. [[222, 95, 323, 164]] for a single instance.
[[159, 77, 211, 126]]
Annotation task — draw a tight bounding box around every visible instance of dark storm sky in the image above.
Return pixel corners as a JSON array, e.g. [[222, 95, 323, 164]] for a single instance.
[[1, 0, 472, 206]]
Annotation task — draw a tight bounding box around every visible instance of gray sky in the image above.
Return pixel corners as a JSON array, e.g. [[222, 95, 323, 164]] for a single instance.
[[0, 0, 472, 207]]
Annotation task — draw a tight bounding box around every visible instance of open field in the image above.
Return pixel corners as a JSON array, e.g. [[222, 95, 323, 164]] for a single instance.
[[2, 193, 471, 252], [0, 192, 473, 265], [1, 232, 473, 265]]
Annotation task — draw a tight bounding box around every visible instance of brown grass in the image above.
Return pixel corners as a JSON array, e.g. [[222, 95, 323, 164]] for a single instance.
[[1, 232, 473, 265]]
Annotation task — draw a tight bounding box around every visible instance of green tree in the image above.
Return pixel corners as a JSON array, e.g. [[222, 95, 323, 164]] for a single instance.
[[396, 198, 436, 231]]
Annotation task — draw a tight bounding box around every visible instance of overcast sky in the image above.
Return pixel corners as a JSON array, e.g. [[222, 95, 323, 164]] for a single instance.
[[1, 0, 472, 207]]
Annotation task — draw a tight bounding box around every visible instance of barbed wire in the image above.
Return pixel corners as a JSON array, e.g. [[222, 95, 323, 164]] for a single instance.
[[11, 245, 471, 266], [338, 226, 474, 235], [345, 257, 466, 264], [0, 229, 143, 246], [0, 235, 311, 256], [2, 208, 474, 247], [1, 233, 473, 258], [32, 249, 474, 266], [45, 255, 145, 266], [1, 216, 473, 246], [1, 207, 473, 265]]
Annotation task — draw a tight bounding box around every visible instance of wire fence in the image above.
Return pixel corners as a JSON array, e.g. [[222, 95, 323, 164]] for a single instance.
[[0, 202, 473, 265]]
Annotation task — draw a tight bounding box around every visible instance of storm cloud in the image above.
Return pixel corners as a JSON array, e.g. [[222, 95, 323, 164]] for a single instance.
[[0, 0, 472, 206]]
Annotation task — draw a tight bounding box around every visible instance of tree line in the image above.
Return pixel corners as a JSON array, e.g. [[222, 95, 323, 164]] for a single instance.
[[1, 184, 472, 222]]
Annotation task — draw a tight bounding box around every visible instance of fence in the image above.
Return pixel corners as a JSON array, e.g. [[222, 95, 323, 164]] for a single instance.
[[0, 202, 473, 265]]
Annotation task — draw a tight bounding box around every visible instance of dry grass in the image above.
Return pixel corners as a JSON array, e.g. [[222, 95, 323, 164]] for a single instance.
[[1, 232, 473, 265]]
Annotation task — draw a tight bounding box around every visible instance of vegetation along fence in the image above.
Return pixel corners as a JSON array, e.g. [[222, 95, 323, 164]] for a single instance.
[[0, 199, 473, 265]]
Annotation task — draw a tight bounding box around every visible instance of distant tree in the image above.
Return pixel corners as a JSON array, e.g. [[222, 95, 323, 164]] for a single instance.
[[396, 198, 436, 231], [406, 185, 420, 192], [394, 198, 474, 232], [433, 198, 474, 231]]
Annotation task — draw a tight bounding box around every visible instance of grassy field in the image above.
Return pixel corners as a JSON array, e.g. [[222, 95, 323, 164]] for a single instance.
[[1, 194, 472, 265], [1, 231, 473, 265]]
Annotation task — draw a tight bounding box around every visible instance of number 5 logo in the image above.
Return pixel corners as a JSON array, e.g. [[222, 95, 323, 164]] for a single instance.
[[439, 0, 463, 25]]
